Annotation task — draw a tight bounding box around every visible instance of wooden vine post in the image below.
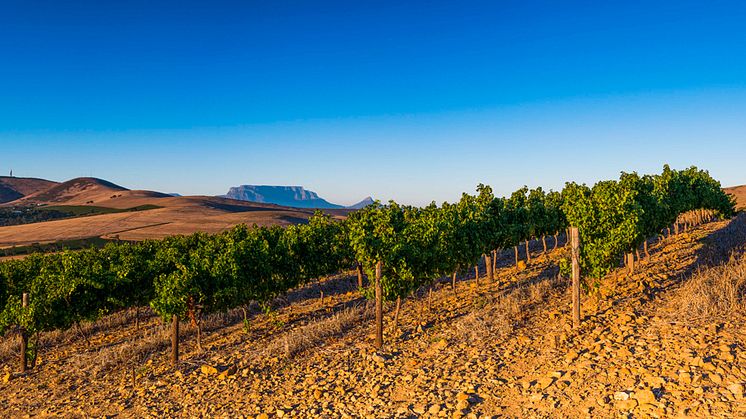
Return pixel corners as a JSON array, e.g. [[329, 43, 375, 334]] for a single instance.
[[374, 261, 383, 349], [485, 253, 494, 281], [627, 253, 635, 274], [19, 293, 29, 372], [570, 227, 581, 329], [356, 262, 364, 289], [171, 314, 179, 366]]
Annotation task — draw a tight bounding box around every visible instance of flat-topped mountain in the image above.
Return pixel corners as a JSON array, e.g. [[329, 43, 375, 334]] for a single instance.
[[223, 185, 371, 209]]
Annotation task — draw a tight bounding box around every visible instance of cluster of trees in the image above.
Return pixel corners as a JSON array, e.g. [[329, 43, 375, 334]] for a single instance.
[[0, 206, 69, 227], [0, 165, 735, 367]]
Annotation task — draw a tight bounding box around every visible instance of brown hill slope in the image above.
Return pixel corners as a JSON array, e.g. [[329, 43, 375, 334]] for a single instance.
[[12, 177, 148, 206], [0, 176, 352, 248], [4, 176, 176, 209], [725, 184, 746, 210], [0, 195, 346, 248], [0, 176, 58, 203]]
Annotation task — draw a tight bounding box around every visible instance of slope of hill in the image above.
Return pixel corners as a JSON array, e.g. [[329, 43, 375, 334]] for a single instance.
[[0, 177, 356, 249], [725, 184, 746, 210], [6, 177, 175, 209], [0, 195, 347, 249], [0, 176, 59, 203], [0, 215, 744, 417]]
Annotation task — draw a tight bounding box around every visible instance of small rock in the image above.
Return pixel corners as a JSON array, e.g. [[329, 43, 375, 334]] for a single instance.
[[565, 350, 579, 363], [633, 389, 656, 404], [370, 354, 386, 365], [615, 399, 638, 411], [727, 383, 744, 399], [613, 391, 630, 401], [536, 377, 555, 391], [456, 391, 470, 401], [200, 365, 218, 376], [218, 364, 237, 380]]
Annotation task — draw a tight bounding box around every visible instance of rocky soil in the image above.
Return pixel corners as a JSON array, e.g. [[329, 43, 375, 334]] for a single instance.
[[1, 216, 745, 418]]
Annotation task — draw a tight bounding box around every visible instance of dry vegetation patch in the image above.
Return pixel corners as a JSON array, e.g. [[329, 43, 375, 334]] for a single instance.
[[668, 251, 746, 322]]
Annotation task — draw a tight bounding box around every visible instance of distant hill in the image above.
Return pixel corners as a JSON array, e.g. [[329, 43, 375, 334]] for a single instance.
[[724, 184, 746, 210], [22, 177, 127, 203], [347, 196, 375, 209], [223, 185, 350, 209], [0, 177, 351, 248], [0, 176, 59, 204], [8, 177, 171, 207]]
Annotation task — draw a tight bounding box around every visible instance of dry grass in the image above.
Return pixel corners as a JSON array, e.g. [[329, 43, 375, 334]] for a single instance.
[[0, 307, 152, 368], [452, 274, 564, 341], [261, 305, 372, 360], [668, 251, 746, 322]]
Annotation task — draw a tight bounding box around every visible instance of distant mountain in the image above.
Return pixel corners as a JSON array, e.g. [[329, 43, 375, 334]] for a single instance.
[[223, 185, 344, 209], [222, 185, 373, 210], [347, 196, 375, 209]]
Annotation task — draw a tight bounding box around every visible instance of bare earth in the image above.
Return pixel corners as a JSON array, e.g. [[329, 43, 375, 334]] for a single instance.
[[1, 215, 745, 418]]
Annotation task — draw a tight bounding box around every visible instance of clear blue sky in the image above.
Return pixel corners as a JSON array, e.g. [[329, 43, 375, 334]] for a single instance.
[[2, 0, 745, 206]]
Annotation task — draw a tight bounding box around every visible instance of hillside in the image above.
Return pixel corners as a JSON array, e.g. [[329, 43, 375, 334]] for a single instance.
[[0, 177, 355, 249], [8, 177, 171, 208], [0, 176, 58, 204], [0, 215, 744, 416], [725, 184, 746, 210], [0, 195, 347, 249]]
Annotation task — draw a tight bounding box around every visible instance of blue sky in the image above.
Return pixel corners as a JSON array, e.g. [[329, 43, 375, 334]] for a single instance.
[[1, 1, 745, 205]]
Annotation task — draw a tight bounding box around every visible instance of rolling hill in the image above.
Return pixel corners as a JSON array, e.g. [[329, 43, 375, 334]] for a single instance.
[[0, 176, 59, 204], [0, 177, 350, 249], [10, 177, 171, 208]]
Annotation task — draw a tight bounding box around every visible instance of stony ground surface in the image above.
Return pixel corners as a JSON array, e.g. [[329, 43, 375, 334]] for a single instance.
[[1, 216, 745, 418]]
